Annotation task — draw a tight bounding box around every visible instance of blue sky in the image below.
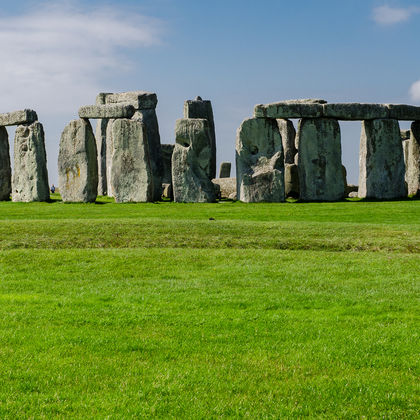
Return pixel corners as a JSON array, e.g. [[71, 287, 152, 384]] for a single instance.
[[1, 0, 419, 184]]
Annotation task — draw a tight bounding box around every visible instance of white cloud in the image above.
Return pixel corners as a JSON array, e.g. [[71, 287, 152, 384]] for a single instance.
[[372, 5, 420, 25], [0, 1, 163, 115], [409, 80, 420, 102]]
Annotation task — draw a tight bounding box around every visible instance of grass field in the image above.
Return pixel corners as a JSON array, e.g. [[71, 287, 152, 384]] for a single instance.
[[0, 196, 419, 418]]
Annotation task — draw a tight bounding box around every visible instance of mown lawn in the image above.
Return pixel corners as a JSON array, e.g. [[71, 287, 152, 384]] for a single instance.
[[0, 197, 418, 418]]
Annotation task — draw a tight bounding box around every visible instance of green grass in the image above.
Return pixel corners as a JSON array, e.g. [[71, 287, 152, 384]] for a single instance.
[[0, 197, 419, 418]]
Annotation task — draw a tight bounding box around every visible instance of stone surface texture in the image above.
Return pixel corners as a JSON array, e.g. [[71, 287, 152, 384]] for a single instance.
[[95, 119, 108, 195], [236, 118, 285, 202], [277, 119, 297, 163], [212, 177, 236, 199], [58, 119, 98, 202], [219, 162, 231, 178], [0, 109, 38, 127], [322, 103, 388, 120], [406, 121, 420, 196], [284, 163, 299, 198], [358, 119, 406, 199], [12, 122, 49, 202], [403, 139, 409, 166], [172, 118, 216, 203], [78, 104, 135, 119], [0, 127, 11, 200], [109, 119, 153, 203], [106, 118, 116, 196], [386, 104, 420, 121], [161, 144, 174, 184], [105, 91, 158, 110], [297, 118, 344, 201], [95, 93, 112, 105], [254, 101, 324, 119]]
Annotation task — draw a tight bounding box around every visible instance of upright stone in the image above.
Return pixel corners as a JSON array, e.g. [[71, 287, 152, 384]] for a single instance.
[[172, 118, 216, 203], [12, 122, 49, 202], [236, 118, 285, 202], [403, 139, 409, 166], [277, 119, 296, 164], [183, 97, 216, 179], [161, 144, 174, 184], [0, 127, 11, 200], [95, 119, 108, 195], [58, 119, 98, 202], [284, 163, 299, 198], [407, 122, 420, 196], [106, 118, 115, 196], [297, 118, 344, 201], [358, 119, 406, 199], [110, 119, 153, 203], [219, 162, 231, 178]]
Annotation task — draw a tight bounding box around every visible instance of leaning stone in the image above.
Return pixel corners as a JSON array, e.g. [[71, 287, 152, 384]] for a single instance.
[[236, 118, 285, 202], [161, 144, 175, 184], [401, 129, 411, 140], [0, 109, 38, 127], [183, 97, 217, 179], [0, 127, 11, 200], [219, 162, 231, 178], [78, 104, 135, 119], [358, 119, 406, 199], [277, 119, 296, 164], [254, 99, 326, 118], [284, 163, 299, 198], [386, 104, 420, 121], [105, 91, 157, 110], [322, 103, 388, 120], [109, 119, 153, 203], [172, 118, 216, 203], [406, 122, 420, 196], [12, 122, 50, 202], [58, 119, 98, 202], [95, 119, 109, 195], [297, 118, 344, 201], [212, 177, 236, 199]]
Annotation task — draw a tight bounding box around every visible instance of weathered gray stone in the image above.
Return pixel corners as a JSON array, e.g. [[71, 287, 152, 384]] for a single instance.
[[95, 119, 108, 196], [345, 184, 358, 196], [95, 92, 112, 105], [105, 91, 157, 110], [78, 104, 135, 119], [0, 109, 38, 127], [162, 183, 173, 199], [212, 177, 236, 199], [161, 144, 175, 184], [284, 163, 299, 198], [294, 153, 299, 166], [183, 97, 217, 179], [254, 99, 325, 119], [228, 191, 237, 200], [0, 127, 11, 200], [219, 162, 231, 178], [106, 119, 115, 196], [348, 191, 358, 198], [172, 118, 216, 203], [110, 119, 153, 203], [131, 109, 163, 201], [322, 103, 388, 120], [406, 122, 420, 196], [58, 119, 98, 202], [403, 139, 409, 166], [12, 122, 49, 202], [401, 129, 411, 140], [277, 119, 296, 164], [386, 104, 420, 121], [358, 119, 406, 199], [236, 118, 285, 202], [297, 118, 344, 201]]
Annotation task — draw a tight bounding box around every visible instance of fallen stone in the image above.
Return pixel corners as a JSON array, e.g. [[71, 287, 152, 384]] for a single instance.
[[386, 104, 420, 121], [348, 191, 358, 198], [297, 118, 344, 201], [105, 91, 158, 110], [58, 119, 98, 202], [0, 109, 38, 127], [406, 121, 420, 196], [219, 162, 231, 178], [236, 118, 285, 202], [109, 119, 153, 203], [358, 119, 406, 199], [345, 184, 358, 195], [12, 122, 50, 202], [212, 177, 236, 199], [95, 119, 108, 196], [322, 103, 388, 120], [78, 104, 135, 119], [0, 127, 11, 200], [277, 119, 296, 164], [401, 129, 411, 140], [172, 118, 216, 203], [284, 163, 299, 198], [161, 144, 175, 184]]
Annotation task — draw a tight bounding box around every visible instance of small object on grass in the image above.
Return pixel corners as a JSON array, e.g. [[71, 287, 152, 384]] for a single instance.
[[209, 217, 215, 221]]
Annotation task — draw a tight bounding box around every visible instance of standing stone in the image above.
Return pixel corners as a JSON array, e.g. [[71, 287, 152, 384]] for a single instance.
[[402, 139, 410, 166], [297, 118, 344, 201], [236, 118, 285, 202], [277, 119, 296, 164], [219, 162, 231, 178], [110, 119, 153, 203], [172, 118, 216, 203], [407, 122, 420, 196], [12, 122, 49, 202], [58, 119, 98, 202], [0, 127, 11, 200], [106, 118, 115, 196], [358, 119, 406, 199], [183, 97, 216, 179], [95, 119, 108, 196], [284, 163, 299, 198]]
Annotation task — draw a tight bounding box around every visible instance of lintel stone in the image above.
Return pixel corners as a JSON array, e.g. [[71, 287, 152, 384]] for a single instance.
[[105, 91, 157, 110], [78, 104, 135, 119], [254, 101, 324, 119], [0, 109, 38, 127], [386, 104, 420, 121], [322, 103, 388, 120]]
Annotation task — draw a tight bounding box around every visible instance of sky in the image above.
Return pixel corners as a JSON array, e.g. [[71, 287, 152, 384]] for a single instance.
[[1, 0, 420, 184]]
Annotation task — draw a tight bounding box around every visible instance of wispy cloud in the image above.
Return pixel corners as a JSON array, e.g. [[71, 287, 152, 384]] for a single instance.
[[0, 1, 163, 115], [372, 5, 420, 25], [409, 80, 420, 102]]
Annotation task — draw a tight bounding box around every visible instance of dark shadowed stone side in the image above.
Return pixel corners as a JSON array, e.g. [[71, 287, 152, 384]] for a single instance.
[[386, 104, 420, 121], [212, 177, 236, 198], [284, 163, 299, 198], [0, 127, 11, 200], [161, 144, 175, 184], [12, 122, 49, 202], [172, 118, 216, 203], [358, 119, 406, 199], [219, 162, 231, 178], [322, 103, 388, 120], [297, 118, 344, 201], [236, 118, 284, 202], [401, 129, 411, 141], [95, 119, 108, 196], [277, 119, 296, 164], [407, 122, 420, 196], [58, 119, 98, 203]]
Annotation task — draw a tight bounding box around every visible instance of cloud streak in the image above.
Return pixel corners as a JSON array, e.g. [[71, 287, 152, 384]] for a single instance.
[[372, 5, 420, 25]]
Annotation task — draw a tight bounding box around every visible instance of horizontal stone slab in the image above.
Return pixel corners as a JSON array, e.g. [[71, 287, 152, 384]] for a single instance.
[[104, 91, 157, 110], [322, 103, 389, 120], [254, 101, 324, 119], [78, 104, 135, 119], [386, 104, 420, 121], [0, 109, 38, 126]]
